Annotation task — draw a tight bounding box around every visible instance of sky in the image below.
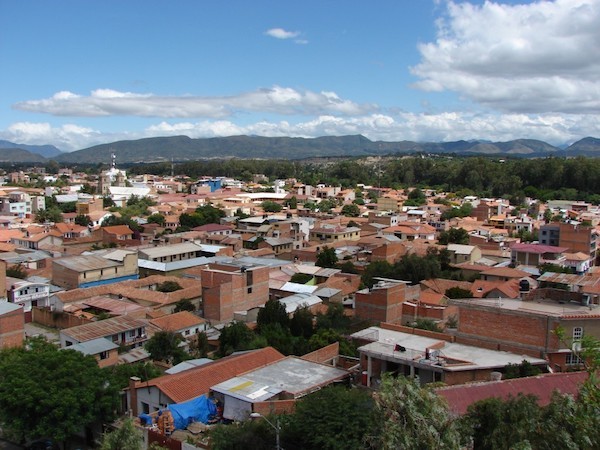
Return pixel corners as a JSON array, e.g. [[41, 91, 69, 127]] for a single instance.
[[1, 0, 599, 152]]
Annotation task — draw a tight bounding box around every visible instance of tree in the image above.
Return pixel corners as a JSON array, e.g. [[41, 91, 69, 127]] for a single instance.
[[219, 321, 257, 356], [290, 306, 314, 339], [257, 299, 289, 331], [341, 204, 360, 217], [445, 287, 473, 299], [503, 360, 542, 379], [188, 332, 209, 358], [156, 281, 182, 292], [6, 264, 27, 279], [0, 339, 118, 443], [261, 200, 283, 213], [34, 207, 63, 224], [146, 213, 166, 226], [74, 214, 92, 227], [316, 246, 338, 268], [438, 227, 469, 245], [286, 196, 298, 209], [283, 386, 376, 450], [210, 416, 276, 450], [103, 362, 162, 390], [145, 331, 188, 365], [173, 298, 195, 312], [367, 374, 461, 449], [99, 418, 143, 450], [290, 273, 314, 284]]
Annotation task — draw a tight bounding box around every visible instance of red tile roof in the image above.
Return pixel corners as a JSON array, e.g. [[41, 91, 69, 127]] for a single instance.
[[146, 347, 285, 403], [149, 311, 205, 332], [437, 371, 588, 415]]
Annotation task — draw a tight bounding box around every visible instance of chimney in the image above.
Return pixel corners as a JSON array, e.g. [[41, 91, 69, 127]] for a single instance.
[[128, 376, 141, 417]]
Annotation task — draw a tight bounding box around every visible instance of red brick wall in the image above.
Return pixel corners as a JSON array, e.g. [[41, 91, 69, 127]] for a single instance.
[[301, 342, 339, 364], [355, 283, 420, 323], [0, 306, 24, 348], [253, 399, 296, 416], [455, 304, 561, 354], [380, 322, 456, 342]]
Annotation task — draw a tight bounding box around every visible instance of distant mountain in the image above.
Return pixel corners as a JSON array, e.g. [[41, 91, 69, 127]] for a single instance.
[[52, 134, 600, 164], [0, 147, 48, 163], [566, 137, 600, 155], [0, 140, 63, 158]]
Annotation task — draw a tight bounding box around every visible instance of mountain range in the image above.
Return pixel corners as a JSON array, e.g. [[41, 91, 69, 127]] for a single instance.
[[1, 135, 600, 164]]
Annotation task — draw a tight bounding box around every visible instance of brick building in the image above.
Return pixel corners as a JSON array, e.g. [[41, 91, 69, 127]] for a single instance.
[[355, 278, 420, 323], [200, 262, 270, 322], [450, 297, 600, 371], [0, 302, 24, 348]]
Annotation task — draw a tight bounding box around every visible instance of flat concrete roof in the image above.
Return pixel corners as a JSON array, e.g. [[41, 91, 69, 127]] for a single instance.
[[451, 297, 600, 318], [353, 327, 546, 372], [211, 356, 348, 402]]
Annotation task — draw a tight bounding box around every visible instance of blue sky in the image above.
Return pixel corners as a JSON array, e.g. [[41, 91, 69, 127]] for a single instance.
[[1, 0, 599, 152]]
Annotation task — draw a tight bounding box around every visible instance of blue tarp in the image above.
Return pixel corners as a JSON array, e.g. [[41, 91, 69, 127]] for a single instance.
[[168, 395, 217, 430]]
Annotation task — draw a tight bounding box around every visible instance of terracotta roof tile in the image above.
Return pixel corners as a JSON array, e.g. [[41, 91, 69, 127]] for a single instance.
[[149, 311, 205, 331]]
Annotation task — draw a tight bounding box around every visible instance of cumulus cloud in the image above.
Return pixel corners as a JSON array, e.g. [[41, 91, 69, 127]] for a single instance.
[[411, 0, 600, 113], [265, 28, 300, 39], [13, 86, 371, 118], [4, 111, 598, 152]]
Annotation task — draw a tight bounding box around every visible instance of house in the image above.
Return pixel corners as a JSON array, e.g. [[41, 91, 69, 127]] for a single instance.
[[382, 222, 436, 241], [101, 225, 135, 245], [127, 347, 285, 415], [149, 311, 207, 339], [446, 244, 482, 265], [6, 277, 51, 322], [11, 230, 63, 251], [450, 296, 600, 371], [200, 262, 270, 322], [540, 222, 598, 263], [510, 243, 568, 267], [352, 324, 547, 387], [210, 356, 349, 421], [60, 315, 148, 350], [138, 242, 231, 263], [309, 225, 361, 243], [52, 252, 139, 290], [0, 302, 24, 348], [355, 278, 420, 323], [64, 337, 120, 368]]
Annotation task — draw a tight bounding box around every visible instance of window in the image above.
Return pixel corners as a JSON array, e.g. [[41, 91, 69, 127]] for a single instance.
[[65, 341, 73, 347], [185, 330, 190, 336], [142, 402, 150, 415], [566, 353, 584, 365], [99, 351, 109, 360], [573, 327, 584, 340]]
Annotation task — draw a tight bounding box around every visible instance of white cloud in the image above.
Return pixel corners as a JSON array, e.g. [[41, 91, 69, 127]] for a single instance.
[[265, 28, 300, 39], [13, 86, 372, 118], [411, 0, 600, 113], [4, 111, 598, 152]]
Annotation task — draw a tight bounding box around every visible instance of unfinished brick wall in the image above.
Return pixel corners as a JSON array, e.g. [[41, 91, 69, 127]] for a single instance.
[[0, 306, 24, 348]]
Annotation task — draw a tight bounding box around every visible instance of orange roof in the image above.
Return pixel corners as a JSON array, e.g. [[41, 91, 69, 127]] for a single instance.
[[420, 278, 474, 295], [472, 279, 520, 299], [480, 267, 530, 278], [102, 225, 134, 236], [419, 290, 447, 306], [0, 229, 25, 243], [149, 311, 205, 331], [146, 347, 285, 403]]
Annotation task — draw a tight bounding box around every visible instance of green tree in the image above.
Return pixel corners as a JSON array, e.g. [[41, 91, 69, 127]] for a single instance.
[[257, 299, 289, 331], [367, 374, 461, 449], [6, 264, 27, 279], [286, 196, 298, 209], [503, 360, 542, 379], [290, 306, 314, 339], [219, 321, 257, 356], [99, 418, 143, 450], [283, 386, 376, 450], [290, 273, 314, 284], [103, 362, 162, 390], [189, 332, 209, 358], [0, 340, 118, 443], [145, 331, 189, 365], [316, 246, 338, 268], [315, 303, 350, 332], [156, 281, 182, 292], [445, 287, 473, 299], [210, 416, 276, 450], [74, 214, 92, 227], [261, 200, 283, 213], [146, 213, 166, 226], [173, 298, 195, 312], [341, 204, 360, 217], [438, 227, 469, 245], [35, 207, 63, 224]]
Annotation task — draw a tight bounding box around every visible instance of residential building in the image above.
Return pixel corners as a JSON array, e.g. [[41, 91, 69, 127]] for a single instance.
[[6, 277, 51, 322], [309, 225, 361, 243], [149, 311, 207, 339], [511, 243, 568, 267], [355, 278, 420, 323], [65, 337, 120, 368], [52, 251, 139, 290], [540, 222, 598, 263], [60, 315, 148, 350], [200, 262, 270, 322], [352, 324, 546, 386]]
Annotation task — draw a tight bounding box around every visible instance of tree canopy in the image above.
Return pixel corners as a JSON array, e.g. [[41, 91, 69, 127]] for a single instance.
[[0, 339, 119, 443], [144, 331, 189, 365]]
